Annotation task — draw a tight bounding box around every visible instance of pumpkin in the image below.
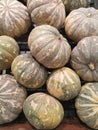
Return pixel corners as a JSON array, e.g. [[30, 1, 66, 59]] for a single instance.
[[0, 0, 31, 37], [28, 25, 71, 69], [65, 7, 98, 42], [47, 67, 81, 101], [62, 0, 91, 13], [0, 35, 19, 70], [71, 36, 98, 81], [27, 0, 65, 29], [75, 83, 98, 129], [11, 53, 48, 89], [23, 92, 64, 129], [0, 74, 27, 124]]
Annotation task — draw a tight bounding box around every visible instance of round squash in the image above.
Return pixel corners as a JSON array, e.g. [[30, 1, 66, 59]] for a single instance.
[[0, 0, 31, 37], [47, 67, 81, 101], [23, 92, 64, 129], [75, 83, 98, 129], [27, 0, 65, 29], [28, 25, 71, 69], [11, 53, 48, 89], [0, 74, 27, 124], [62, 0, 91, 13], [65, 7, 98, 42], [0, 35, 19, 70], [71, 36, 98, 81]]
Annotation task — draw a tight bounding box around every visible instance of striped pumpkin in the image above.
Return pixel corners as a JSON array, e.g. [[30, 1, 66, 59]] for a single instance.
[[28, 25, 71, 69], [0, 35, 19, 70], [27, 0, 65, 29], [65, 7, 98, 42], [71, 36, 98, 81], [23, 92, 64, 129], [47, 67, 81, 101], [75, 83, 98, 129], [11, 53, 48, 89], [0, 0, 31, 37], [0, 74, 27, 124]]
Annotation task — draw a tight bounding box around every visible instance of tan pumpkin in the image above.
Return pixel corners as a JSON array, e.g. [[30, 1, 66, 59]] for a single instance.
[[0, 35, 19, 70], [65, 7, 98, 42], [71, 36, 98, 81], [47, 67, 81, 101], [23, 92, 64, 129], [75, 83, 98, 129], [11, 53, 48, 89], [0, 74, 27, 124], [28, 25, 71, 69], [27, 0, 65, 29], [0, 0, 31, 37]]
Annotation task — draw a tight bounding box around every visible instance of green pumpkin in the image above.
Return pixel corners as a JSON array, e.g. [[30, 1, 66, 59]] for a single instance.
[[0, 0, 31, 37], [0, 74, 27, 124], [75, 83, 98, 129], [23, 92, 64, 129], [47, 67, 81, 101], [28, 25, 71, 69], [62, 0, 91, 13], [11, 53, 48, 89], [0, 35, 19, 70], [71, 36, 98, 81], [65, 7, 98, 42], [27, 0, 65, 29]]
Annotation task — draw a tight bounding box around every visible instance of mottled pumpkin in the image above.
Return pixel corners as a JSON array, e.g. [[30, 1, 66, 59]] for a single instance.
[[0, 0, 31, 37], [0, 74, 27, 124], [0, 35, 19, 70], [27, 0, 65, 29], [23, 92, 64, 129], [11, 53, 48, 89], [47, 67, 81, 101], [62, 0, 91, 13], [71, 36, 98, 81], [75, 83, 98, 129], [65, 7, 98, 42], [28, 25, 71, 69]]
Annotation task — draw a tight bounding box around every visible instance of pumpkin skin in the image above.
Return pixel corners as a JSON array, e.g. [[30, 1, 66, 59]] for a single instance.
[[47, 67, 81, 101], [71, 36, 98, 81], [11, 53, 48, 89], [23, 92, 64, 129], [0, 35, 19, 70], [28, 25, 71, 69], [0, 0, 31, 37], [27, 0, 65, 29], [75, 83, 98, 129], [65, 7, 98, 42], [62, 0, 91, 13], [0, 74, 27, 124]]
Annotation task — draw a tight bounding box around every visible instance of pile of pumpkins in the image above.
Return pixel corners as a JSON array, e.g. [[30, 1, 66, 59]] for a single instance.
[[0, 0, 98, 129]]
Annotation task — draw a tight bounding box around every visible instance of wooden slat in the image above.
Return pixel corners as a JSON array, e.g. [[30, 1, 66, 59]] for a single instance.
[[0, 118, 91, 130]]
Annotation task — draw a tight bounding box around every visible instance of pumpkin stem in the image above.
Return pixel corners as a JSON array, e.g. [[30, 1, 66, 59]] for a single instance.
[[88, 63, 95, 70], [87, 13, 92, 17]]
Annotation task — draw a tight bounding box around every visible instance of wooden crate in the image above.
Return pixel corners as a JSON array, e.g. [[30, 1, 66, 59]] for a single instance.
[[0, 0, 97, 130]]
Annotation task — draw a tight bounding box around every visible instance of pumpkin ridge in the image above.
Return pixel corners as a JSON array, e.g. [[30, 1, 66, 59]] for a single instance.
[[65, 16, 85, 40], [17, 62, 33, 82], [34, 37, 59, 58], [28, 0, 52, 13], [0, 43, 18, 58], [44, 1, 64, 26], [49, 40, 70, 67], [20, 63, 46, 88], [0, 36, 18, 49], [0, 47, 15, 62], [71, 18, 86, 41]]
